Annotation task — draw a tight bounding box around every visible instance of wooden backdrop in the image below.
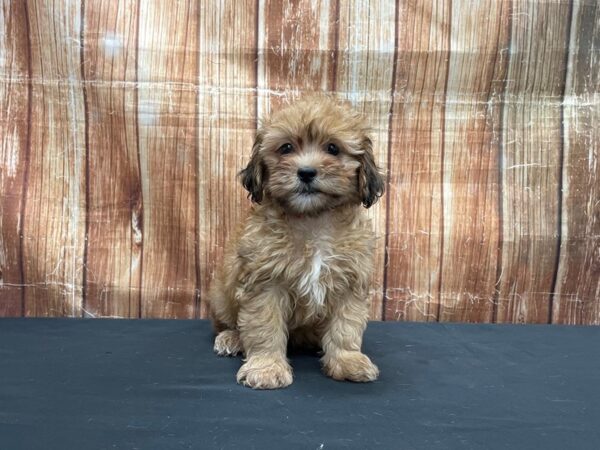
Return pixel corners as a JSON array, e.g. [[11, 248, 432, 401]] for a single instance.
[[0, 0, 598, 323]]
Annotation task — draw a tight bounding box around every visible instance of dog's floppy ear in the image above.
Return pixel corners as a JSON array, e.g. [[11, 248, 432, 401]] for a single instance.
[[240, 131, 265, 203], [358, 137, 385, 208]]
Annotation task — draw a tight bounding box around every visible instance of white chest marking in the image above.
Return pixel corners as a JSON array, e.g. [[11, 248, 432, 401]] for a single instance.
[[297, 248, 327, 306]]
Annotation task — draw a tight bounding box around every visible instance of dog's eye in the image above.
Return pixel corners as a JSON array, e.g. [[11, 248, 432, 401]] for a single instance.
[[326, 143, 340, 156], [278, 143, 294, 155]]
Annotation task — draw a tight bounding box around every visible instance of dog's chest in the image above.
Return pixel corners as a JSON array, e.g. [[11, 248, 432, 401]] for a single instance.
[[296, 245, 328, 306], [289, 221, 335, 307]]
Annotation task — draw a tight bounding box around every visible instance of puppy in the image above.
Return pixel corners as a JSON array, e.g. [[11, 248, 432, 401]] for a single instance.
[[209, 95, 385, 389]]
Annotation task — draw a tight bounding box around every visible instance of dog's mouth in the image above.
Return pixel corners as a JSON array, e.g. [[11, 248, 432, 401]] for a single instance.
[[297, 185, 322, 196], [295, 184, 343, 200]]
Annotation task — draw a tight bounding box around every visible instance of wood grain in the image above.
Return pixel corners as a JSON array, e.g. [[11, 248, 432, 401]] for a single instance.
[[256, 0, 338, 115], [0, 0, 30, 316], [136, 1, 198, 318], [385, 0, 450, 321], [495, 0, 572, 323], [197, 1, 258, 318], [335, 0, 396, 319], [553, 0, 600, 325], [22, 0, 86, 317], [437, 0, 509, 322], [0, 0, 598, 323], [82, 0, 141, 318]]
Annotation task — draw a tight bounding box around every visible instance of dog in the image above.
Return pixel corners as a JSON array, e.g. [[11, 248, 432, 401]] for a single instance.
[[208, 95, 385, 389]]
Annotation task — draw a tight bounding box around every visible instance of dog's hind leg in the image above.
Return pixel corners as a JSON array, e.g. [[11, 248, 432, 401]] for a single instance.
[[208, 272, 244, 356], [214, 329, 243, 356]]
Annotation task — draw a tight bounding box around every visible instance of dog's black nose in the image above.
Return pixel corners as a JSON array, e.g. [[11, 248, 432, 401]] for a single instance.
[[297, 167, 317, 183]]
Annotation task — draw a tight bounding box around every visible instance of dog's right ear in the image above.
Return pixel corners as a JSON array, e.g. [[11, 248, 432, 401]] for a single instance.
[[240, 131, 265, 203], [358, 137, 385, 208]]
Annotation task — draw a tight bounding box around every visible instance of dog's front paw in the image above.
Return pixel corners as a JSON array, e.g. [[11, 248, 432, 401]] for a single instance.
[[214, 329, 243, 356], [322, 350, 379, 382], [237, 355, 293, 389]]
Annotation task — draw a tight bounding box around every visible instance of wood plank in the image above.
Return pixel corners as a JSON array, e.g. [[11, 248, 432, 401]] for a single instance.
[[495, 0, 571, 323], [256, 0, 338, 116], [335, 0, 396, 319], [437, 0, 510, 322], [82, 0, 141, 317], [197, 1, 257, 318], [0, 1, 30, 316], [1, 0, 596, 323], [22, 1, 86, 316], [553, 0, 600, 325], [385, 0, 451, 321], [137, 1, 198, 318]]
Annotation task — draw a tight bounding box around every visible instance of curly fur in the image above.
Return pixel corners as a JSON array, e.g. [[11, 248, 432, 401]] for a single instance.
[[209, 96, 385, 389]]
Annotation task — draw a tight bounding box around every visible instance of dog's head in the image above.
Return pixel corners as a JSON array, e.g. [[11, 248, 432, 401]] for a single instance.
[[240, 96, 385, 215]]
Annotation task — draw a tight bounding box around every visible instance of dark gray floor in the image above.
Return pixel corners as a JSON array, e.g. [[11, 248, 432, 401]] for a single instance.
[[0, 319, 599, 449]]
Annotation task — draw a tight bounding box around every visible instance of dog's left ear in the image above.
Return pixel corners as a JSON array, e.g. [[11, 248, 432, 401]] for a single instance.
[[358, 137, 385, 208], [240, 131, 265, 203]]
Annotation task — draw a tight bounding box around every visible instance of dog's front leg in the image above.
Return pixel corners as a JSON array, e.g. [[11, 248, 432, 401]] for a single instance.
[[236, 287, 293, 389], [321, 295, 379, 382]]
